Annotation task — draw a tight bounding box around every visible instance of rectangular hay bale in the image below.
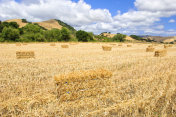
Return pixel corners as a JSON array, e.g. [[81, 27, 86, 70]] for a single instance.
[[146, 47, 155, 52], [54, 69, 113, 103], [16, 51, 35, 59], [50, 43, 56, 46], [16, 43, 21, 46], [154, 50, 167, 57], [61, 45, 69, 48], [102, 46, 112, 51], [127, 45, 132, 47]]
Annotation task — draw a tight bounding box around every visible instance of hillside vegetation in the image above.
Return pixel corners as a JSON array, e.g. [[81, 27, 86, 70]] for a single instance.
[[0, 19, 135, 43]]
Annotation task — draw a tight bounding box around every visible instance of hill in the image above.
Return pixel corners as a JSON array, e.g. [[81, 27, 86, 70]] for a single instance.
[[4, 19, 76, 32], [100, 32, 135, 41], [141, 36, 176, 43], [5, 19, 28, 28]]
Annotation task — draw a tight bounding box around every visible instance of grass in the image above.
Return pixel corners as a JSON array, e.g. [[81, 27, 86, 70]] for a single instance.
[[0, 43, 176, 116]]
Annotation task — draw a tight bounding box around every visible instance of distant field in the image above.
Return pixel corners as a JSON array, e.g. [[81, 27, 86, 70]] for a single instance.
[[0, 43, 176, 116]]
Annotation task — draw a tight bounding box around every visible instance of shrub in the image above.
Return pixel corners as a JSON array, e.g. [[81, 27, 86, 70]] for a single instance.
[[76, 30, 93, 42], [22, 23, 41, 33], [1, 27, 20, 42], [113, 34, 126, 42], [130, 35, 144, 40], [61, 27, 71, 41], [22, 19, 28, 23], [44, 29, 61, 42]]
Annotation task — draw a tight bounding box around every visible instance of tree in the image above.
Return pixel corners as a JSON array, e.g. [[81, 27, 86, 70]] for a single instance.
[[61, 27, 71, 41], [0, 23, 3, 33], [22, 23, 41, 33], [1, 27, 20, 41], [76, 30, 93, 42], [44, 29, 61, 42], [9, 22, 19, 28], [113, 34, 126, 42], [22, 19, 28, 23], [34, 33, 45, 42], [130, 35, 143, 40]]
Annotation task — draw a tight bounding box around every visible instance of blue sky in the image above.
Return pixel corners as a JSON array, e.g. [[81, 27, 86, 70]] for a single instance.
[[72, 0, 136, 16], [1, 0, 176, 36]]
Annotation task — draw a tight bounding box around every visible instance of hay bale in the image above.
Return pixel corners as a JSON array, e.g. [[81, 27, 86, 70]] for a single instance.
[[23, 43, 28, 45], [118, 44, 123, 47], [102, 46, 112, 51], [61, 45, 69, 48], [16, 43, 21, 46], [148, 45, 153, 48], [164, 45, 170, 49], [127, 45, 132, 47], [54, 69, 113, 103], [16, 51, 35, 59], [50, 43, 56, 46], [110, 44, 116, 46], [146, 47, 155, 52], [69, 43, 78, 45], [169, 45, 173, 47], [154, 50, 167, 57]]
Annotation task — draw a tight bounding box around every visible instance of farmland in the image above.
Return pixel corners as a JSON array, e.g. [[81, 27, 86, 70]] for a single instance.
[[0, 43, 176, 116]]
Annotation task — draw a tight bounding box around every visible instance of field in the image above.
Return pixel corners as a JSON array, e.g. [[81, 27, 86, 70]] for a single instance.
[[0, 43, 176, 116]]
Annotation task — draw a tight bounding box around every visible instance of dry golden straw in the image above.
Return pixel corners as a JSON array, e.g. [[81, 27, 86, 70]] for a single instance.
[[16, 51, 35, 59], [154, 49, 167, 57], [61, 45, 69, 48], [102, 46, 112, 51]]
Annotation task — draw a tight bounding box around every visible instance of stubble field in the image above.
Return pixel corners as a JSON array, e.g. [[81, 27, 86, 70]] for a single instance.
[[0, 43, 176, 117]]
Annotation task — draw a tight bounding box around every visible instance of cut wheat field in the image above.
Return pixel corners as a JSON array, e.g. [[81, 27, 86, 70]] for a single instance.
[[0, 43, 176, 117]]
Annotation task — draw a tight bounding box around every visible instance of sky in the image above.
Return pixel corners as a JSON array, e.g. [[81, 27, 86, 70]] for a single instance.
[[0, 0, 176, 36]]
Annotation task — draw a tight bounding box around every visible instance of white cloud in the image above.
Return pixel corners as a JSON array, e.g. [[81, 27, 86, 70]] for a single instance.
[[169, 19, 175, 23], [0, 0, 176, 35]]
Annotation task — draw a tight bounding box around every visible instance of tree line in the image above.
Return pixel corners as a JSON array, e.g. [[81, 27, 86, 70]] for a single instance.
[[0, 20, 135, 42]]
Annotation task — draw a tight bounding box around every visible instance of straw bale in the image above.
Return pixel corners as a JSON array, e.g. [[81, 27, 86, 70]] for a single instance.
[[69, 43, 78, 45], [110, 44, 116, 46], [54, 69, 113, 103], [148, 45, 153, 48], [16, 43, 21, 46], [61, 45, 69, 48], [127, 45, 132, 47], [154, 50, 167, 57], [146, 47, 155, 52], [23, 43, 28, 45], [16, 51, 35, 59], [102, 46, 112, 51], [164, 45, 170, 49], [50, 43, 56, 46], [54, 69, 112, 85], [118, 44, 123, 46]]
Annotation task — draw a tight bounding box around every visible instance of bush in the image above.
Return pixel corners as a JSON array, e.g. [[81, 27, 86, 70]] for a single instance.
[[44, 29, 61, 42], [130, 35, 144, 40], [76, 30, 93, 42], [34, 33, 45, 42], [61, 27, 71, 41], [22, 23, 41, 33], [113, 34, 126, 42], [20, 33, 35, 42], [22, 19, 28, 23], [1, 27, 20, 41]]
